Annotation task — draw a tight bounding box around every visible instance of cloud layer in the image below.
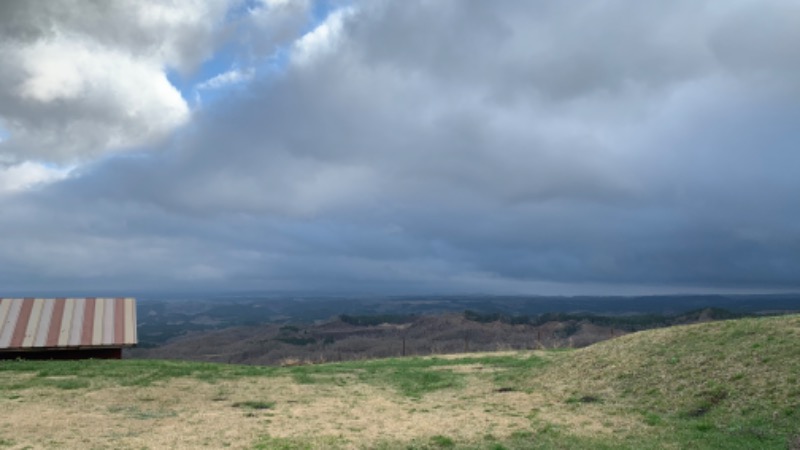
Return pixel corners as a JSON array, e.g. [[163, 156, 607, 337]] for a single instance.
[[1, 0, 798, 294]]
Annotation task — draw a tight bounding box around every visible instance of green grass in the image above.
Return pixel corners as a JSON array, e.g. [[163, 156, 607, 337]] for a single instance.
[[252, 435, 347, 450], [0, 353, 545, 399], [360, 314, 800, 450], [532, 314, 800, 450], [373, 430, 633, 450], [429, 435, 456, 448], [0, 358, 279, 391], [2, 314, 799, 449], [284, 353, 549, 397]]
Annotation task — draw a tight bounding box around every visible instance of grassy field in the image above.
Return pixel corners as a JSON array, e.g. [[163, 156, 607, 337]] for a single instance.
[[1, 315, 798, 449]]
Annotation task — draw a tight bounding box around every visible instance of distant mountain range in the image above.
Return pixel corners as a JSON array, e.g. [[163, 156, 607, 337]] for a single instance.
[[130, 294, 800, 364]]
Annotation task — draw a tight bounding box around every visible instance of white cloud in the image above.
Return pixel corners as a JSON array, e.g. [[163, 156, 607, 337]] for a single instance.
[[292, 8, 353, 67], [7, 36, 190, 159], [196, 68, 255, 90], [0, 1, 231, 166], [0, 162, 72, 194], [244, 0, 312, 57], [261, 0, 295, 7]]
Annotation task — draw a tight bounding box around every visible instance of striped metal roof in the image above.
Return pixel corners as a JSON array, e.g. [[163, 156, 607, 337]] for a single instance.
[[0, 298, 137, 350]]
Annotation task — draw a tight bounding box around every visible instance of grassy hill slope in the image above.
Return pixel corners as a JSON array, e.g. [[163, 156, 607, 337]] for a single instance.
[[530, 314, 800, 449], [0, 315, 798, 449]]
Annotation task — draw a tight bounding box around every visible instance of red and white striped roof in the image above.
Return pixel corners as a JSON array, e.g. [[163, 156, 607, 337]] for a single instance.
[[0, 298, 137, 350]]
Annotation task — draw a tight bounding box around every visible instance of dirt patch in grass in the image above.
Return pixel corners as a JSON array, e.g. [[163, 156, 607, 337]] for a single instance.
[[0, 352, 619, 449], [4, 377, 529, 448], [1, 378, 269, 449], [267, 377, 533, 443]]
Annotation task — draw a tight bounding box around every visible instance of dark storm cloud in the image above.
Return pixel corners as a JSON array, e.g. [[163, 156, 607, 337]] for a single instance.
[[0, 0, 798, 293]]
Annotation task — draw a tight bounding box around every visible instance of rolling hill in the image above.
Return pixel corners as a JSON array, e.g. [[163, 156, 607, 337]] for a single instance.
[[1, 314, 798, 449]]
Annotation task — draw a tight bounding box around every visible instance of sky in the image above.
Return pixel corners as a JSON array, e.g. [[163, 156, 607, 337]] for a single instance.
[[0, 0, 799, 296]]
